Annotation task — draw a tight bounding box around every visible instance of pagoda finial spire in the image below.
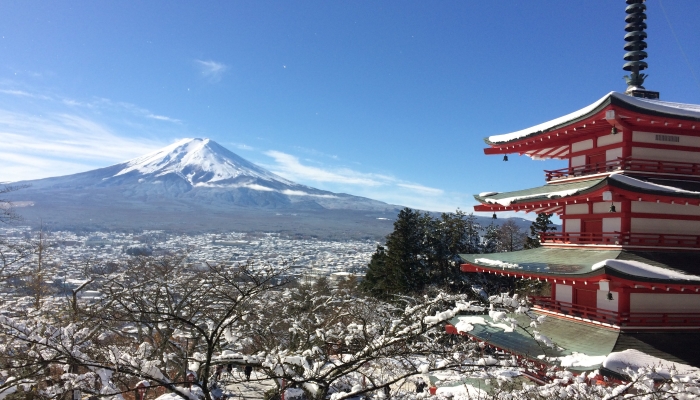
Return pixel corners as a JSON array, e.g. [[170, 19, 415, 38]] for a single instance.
[[623, 0, 659, 99], [623, 0, 648, 90]]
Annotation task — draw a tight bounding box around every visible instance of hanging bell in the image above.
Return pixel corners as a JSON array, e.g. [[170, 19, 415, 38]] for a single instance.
[[503, 155, 509, 161], [611, 126, 618, 135], [607, 292, 614, 301], [609, 203, 616, 213], [492, 213, 497, 219]]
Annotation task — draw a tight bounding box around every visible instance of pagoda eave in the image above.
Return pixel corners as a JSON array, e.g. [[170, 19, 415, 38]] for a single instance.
[[476, 174, 700, 215], [461, 262, 700, 291], [483, 92, 700, 158]]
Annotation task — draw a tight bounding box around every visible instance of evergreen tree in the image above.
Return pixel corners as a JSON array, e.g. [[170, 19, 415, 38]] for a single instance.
[[361, 208, 428, 296], [362, 208, 488, 297], [482, 222, 501, 254], [524, 213, 557, 249]]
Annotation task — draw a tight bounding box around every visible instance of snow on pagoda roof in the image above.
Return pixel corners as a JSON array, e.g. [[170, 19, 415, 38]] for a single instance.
[[460, 248, 700, 283], [592, 259, 700, 281], [487, 92, 700, 145], [475, 174, 700, 207], [609, 173, 700, 195], [475, 177, 606, 206], [604, 349, 700, 379]]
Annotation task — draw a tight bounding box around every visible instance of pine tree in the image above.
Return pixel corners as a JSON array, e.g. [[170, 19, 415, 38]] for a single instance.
[[524, 213, 557, 249], [482, 222, 501, 253], [361, 208, 428, 296]]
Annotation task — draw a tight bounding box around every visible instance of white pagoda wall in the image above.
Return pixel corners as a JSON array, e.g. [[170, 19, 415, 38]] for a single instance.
[[631, 202, 700, 234], [630, 219, 700, 235], [597, 290, 618, 312], [555, 284, 572, 303], [631, 131, 700, 164], [630, 293, 700, 313]]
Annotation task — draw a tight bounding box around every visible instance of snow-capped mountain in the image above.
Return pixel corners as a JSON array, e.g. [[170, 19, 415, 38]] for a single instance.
[[112, 138, 296, 188], [7, 139, 399, 235]]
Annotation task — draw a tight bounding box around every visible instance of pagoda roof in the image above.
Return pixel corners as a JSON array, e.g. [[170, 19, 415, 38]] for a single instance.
[[447, 311, 618, 371], [475, 173, 700, 211], [459, 248, 700, 284], [486, 92, 700, 146]]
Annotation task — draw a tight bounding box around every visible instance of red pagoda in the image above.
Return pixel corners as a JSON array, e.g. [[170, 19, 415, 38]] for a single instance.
[[450, 0, 700, 373]]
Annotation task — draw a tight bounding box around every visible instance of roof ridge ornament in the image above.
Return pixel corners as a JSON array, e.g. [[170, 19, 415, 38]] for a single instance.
[[623, 0, 660, 99]]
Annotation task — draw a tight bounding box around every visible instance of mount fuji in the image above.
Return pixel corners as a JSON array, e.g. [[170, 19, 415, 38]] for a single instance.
[[6, 139, 400, 238]]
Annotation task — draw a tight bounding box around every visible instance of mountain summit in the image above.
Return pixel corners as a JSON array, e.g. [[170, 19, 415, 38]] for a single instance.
[[112, 138, 295, 188], [7, 139, 399, 236]]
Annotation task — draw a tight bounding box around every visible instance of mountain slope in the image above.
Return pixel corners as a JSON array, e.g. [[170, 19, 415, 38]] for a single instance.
[[15, 138, 396, 212], [6, 139, 402, 237]]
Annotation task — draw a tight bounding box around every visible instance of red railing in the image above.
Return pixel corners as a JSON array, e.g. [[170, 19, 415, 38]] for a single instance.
[[529, 296, 700, 327], [540, 231, 700, 248], [544, 157, 700, 181], [545, 159, 622, 181], [529, 297, 621, 325]]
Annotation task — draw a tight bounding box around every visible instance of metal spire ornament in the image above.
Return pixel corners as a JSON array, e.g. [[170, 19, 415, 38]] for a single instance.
[[623, 0, 659, 99]]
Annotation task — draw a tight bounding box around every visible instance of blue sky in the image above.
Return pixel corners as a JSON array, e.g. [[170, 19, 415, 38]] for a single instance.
[[1, 1, 699, 217]]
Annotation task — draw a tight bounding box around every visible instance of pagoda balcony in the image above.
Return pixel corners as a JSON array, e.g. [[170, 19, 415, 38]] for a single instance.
[[544, 157, 700, 181], [529, 296, 700, 327], [540, 231, 700, 248]]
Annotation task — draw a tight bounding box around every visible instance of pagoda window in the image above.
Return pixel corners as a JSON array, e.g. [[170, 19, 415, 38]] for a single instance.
[[632, 131, 699, 147]]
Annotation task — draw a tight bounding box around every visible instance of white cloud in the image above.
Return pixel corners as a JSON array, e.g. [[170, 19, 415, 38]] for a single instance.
[[264, 150, 386, 186], [261, 149, 468, 211], [0, 89, 51, 100], [397, 183, 444, 195], [230, 143, 255, 151], [0, 109, 166, 182], [147, 114, 181, 123], [195, 59, 228, 82]]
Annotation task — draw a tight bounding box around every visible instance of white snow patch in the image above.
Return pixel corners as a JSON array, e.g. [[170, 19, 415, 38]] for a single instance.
[[604, 349, 700, 379], [483, 188, 583, 206], [609, 173, 700, 195], [488, 92, 700, 144], [474, 258, 520, 269], [488, 92, 613, 143], [113, 138, 293, 186], [591, 259, 700, 281], [478, 191, 498, 197], [557, 352, 606, 368], [453, 316, 487, 333], [435, 383, 487, 398], [281, 189, 338, 198]]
